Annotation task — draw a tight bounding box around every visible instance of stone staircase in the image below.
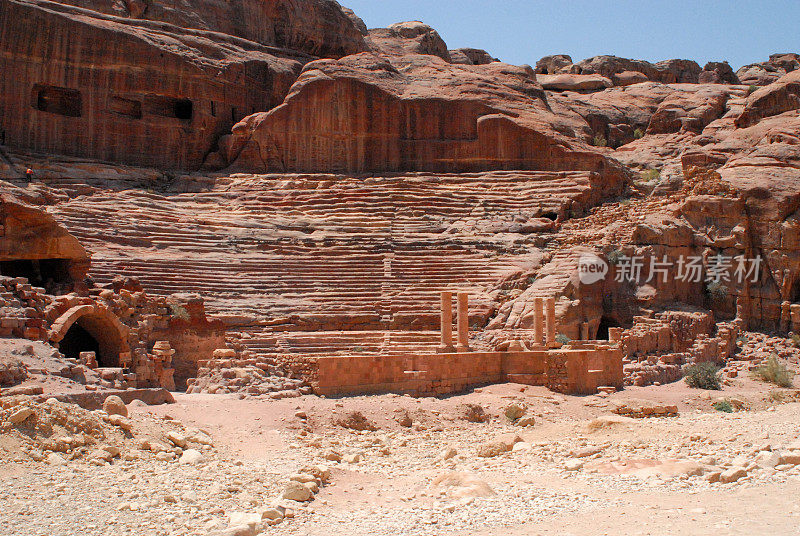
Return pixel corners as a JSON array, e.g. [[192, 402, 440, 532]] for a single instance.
[[43, 170, 616, 362]]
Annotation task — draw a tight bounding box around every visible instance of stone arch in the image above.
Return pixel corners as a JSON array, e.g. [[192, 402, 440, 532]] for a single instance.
[[49, 305, 129, 367]]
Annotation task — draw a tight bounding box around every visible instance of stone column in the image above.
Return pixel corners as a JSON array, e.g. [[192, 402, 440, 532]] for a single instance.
[[457, 292, 470, 352], [438, 291, 455, 352], [580, 322, 590, 341], [533, 297, 544, 347], [546, 297, 557, 347]]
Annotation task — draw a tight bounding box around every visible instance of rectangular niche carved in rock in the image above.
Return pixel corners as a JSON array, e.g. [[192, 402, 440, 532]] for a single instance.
[[109, 96, 142, 119], [31, 85, 82, 117], [144, 95, 193, 120]]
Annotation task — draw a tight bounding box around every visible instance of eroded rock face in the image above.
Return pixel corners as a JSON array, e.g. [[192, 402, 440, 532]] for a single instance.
[[367, 21, 451, 61], [735, 70, 800, 128], [535, 54, 573, 75], [737, 53, 799, 86], [450, 48, 498, 66], [569, 55, 701, 84], [0, 194, 89, 290], [0, 0, 363, 170], [226, 52, 629, 184], [50, 0, 367, 58]]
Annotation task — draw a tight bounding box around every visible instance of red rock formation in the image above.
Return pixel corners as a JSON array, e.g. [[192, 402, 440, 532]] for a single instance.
[[225, 53, 629, 184], [699, 62, 739, 85], [737, 53, 799, 86], [0, 0, 365, 170], [0, 194, 89, 290], [449, 48, 498, 66], [735, 70, 800, 128], [367, 21, 451, 61], [569, 55, 701, 84], [535, 55, 573, 75], [49, 0, 367, 58], [537, 74, 612, 92]]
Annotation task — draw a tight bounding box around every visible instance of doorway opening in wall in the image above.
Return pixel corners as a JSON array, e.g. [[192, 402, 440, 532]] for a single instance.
[[173, 99, 193, 120], [596, 316, 620, 340], [59, 323, 101, 362], [0, 259, 73, 293]]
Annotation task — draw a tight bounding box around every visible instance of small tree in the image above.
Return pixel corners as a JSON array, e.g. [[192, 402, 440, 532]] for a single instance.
[[633, 128, 645, 139], [555, 333, 571, 345], [592, 134, 607, 147]]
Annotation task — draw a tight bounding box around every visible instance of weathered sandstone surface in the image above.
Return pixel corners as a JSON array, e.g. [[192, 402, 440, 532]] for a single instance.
[[0, 0, 363, 170]]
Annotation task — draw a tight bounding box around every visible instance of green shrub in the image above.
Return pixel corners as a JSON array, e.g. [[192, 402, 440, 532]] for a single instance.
[[684, 362, 722, 390], [633, 128, 645, 139], [592, 134, 607, 147], [769, 390, 786, 403], [169, 304, 190, 321], [712, 400, 733, 413], [555, 333, 571, 345], [640, 169, 661, 183], [753, 356, 794, 388], [747, 84, 759, 96], [791, 333, 800, 348]]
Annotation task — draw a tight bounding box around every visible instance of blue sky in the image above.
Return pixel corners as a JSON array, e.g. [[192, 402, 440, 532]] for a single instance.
[[343, 0, 798, 70]]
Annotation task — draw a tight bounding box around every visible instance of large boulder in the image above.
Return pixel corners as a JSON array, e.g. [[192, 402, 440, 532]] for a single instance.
[[450, 48, 498, 66], [699, 62, 739, 84], [737, 53, 799, 86], [367, 21, 450, 61], [535, 54, 573, 74], [538, 73, 612, 92], [646, 86, 729, 134], [735, 70, 800, 127]]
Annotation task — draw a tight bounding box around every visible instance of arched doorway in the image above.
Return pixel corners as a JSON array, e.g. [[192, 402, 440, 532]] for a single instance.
[[49, 305, 130, 368], [596, 315, 620, 341]]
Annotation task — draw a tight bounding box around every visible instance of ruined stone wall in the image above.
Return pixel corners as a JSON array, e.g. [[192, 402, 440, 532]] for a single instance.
[[0, 276, 50, 341], [309, 348, 622, 397], [619, 311, 740, 386]]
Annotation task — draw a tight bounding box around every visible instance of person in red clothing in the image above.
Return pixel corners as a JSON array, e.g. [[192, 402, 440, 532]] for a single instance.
[[25, 168, 33, 182]]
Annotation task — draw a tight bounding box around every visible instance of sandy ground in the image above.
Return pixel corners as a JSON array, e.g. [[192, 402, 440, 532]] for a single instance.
[[3, 375, 800, 536]]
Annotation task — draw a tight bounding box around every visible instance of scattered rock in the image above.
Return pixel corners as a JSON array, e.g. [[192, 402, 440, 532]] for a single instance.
[[179, 449, 205, 465], [102, 395, 128, 417], [8, 406, 34, 424], [335, 411, 378, 431], [720, 467, 748, 484], [282, 481, 313, 502]]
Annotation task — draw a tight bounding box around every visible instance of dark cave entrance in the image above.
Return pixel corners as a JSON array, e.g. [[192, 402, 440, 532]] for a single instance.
[[596, 316, 620, 341], [0, 258, 74, 293], [59, 322, 101, 362]]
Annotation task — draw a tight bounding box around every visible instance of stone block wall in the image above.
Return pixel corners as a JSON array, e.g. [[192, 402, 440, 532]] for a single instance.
[[310, 346, 623, 397], [0, 276, 50, 341], [619, 310, 740, 386]]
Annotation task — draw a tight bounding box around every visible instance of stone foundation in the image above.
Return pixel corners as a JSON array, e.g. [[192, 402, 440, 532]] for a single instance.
[[311, 345, 623, 397]]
